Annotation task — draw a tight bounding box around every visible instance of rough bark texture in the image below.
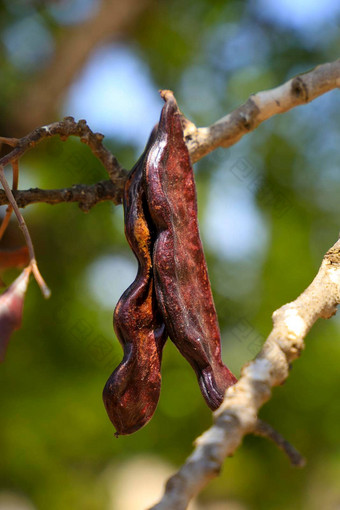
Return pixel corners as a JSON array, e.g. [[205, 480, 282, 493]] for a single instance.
[[1, 59, 339, 208], [185, 59, 340, 162], [149, 238, 340, 510]]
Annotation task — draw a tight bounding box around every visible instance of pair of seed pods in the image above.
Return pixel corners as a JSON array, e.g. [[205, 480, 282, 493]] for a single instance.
[[103, 93, 237, 435]]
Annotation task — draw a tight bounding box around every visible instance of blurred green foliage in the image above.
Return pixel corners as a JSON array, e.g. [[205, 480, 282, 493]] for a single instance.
[[0, 1, 340, 509]]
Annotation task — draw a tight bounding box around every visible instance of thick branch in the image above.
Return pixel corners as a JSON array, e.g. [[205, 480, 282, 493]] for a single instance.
[[185, 58, 340, 162], [150, 238, 340, 510], [0, 180, 116, 212]]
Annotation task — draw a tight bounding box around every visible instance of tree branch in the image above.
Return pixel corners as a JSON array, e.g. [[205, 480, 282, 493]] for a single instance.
[[149, 238, 340, 510], [185, 58, 340, 162], [0, 116, 127, 205], [1, 59, 339, 209], [0, 180, 117, 212]]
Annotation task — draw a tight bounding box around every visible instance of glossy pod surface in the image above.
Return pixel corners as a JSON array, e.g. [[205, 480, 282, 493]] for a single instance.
[[103, 132, 167, 435], [144, 95, 237, 410], [104, 95, 237, 436]]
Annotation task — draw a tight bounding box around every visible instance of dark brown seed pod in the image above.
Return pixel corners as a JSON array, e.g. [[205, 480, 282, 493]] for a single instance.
[[103, 130, 167, 435], [144, 93, 237, 410]]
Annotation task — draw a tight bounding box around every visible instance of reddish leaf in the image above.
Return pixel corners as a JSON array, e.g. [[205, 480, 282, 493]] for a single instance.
[[0, 268, 30, 362], [0, 246, 30, 270]]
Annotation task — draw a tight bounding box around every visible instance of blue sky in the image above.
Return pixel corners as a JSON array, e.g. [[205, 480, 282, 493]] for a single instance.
[[63, 44, 163, 150]]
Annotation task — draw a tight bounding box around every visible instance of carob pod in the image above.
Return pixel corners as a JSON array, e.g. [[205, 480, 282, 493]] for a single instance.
[[144, 93, 237, 410], [103, 130, 167, 435]]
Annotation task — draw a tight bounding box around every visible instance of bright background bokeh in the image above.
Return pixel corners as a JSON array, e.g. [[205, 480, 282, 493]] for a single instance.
[[0, 1, 339, 509]]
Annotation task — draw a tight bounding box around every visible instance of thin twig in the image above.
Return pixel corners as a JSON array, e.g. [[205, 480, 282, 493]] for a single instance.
[[0, 165, 50, 298], [0, 159, 19, 240], [0, 180, 118, 212], [30, 260, 50, 299], [1, 59, 339, 209], [0, 117, 127, 204], [12, 159, 19, 190], [0, 207, 12, 241], [0, 136, 19, 147], [254, 419, 305, 467]]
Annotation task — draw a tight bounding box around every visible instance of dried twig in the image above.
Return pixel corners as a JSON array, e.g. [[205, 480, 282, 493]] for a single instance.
[[1, 59, 339, 209], [0, 180, 118, 212], [0, 136, 18, 147], [150, 238, 340, 510], [0, 166, 50, 298], [0, 116, 128, 204], [254, 419, 305, 467], [0, 160, 19, 240]]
